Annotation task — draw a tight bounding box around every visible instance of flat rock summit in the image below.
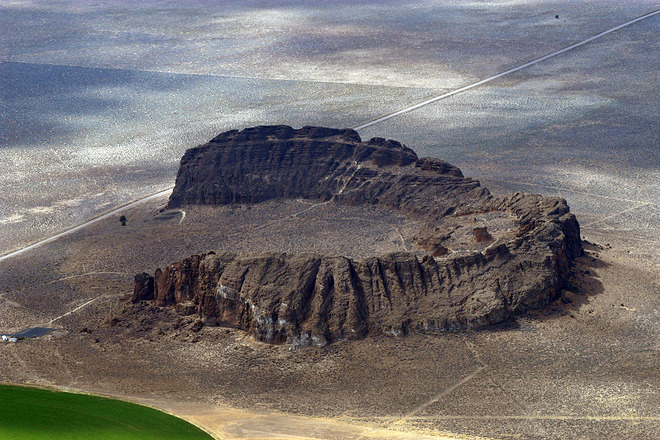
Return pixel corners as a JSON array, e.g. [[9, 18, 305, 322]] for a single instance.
[[131, 125, 582, 347]]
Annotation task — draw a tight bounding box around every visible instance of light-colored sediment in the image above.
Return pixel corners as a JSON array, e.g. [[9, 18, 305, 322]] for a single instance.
[[149, 400, 485, 440]]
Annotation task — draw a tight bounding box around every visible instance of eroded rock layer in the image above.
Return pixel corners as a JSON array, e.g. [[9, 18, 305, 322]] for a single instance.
[[134, 125, 582, 346]]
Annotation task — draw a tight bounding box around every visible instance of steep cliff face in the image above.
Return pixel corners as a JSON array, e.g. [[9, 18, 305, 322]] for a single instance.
[[136, 232, 574, 347], [133, 125, 582, 346], [166, 125, 485, 220]]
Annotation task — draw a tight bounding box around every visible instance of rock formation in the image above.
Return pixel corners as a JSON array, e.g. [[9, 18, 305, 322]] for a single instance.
[[133, 125, 582, 347], [132, 272, 154, 303], [473, 227, 492, 243]]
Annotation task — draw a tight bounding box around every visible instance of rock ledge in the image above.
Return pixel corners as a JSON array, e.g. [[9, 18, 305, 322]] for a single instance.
[[132, 125, 582, 346]]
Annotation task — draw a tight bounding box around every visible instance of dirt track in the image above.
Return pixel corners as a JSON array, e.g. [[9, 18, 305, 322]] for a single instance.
[[151, 400, 483, 440]]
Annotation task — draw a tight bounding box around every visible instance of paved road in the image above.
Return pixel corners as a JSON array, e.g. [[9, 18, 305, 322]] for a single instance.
[[352, 8, 660, 130], [0, 188, 173, 263], [1, 8, 658, 264]]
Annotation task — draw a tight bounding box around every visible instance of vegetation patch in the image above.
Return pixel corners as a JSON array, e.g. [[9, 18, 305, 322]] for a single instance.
[[0, 385, 213, 440]]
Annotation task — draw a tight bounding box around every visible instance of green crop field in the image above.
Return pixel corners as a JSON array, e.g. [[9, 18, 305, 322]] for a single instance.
[[0, 385, 213, 439]]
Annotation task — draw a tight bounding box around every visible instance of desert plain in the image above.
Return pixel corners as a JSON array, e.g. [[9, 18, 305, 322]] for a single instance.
[[0, 1, 658, 439]]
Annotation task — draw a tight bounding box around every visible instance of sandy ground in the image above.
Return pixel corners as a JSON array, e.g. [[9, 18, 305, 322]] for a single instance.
[[126, 398, 484, 440]]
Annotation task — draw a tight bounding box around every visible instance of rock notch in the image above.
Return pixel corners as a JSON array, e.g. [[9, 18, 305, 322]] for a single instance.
[[133, 125, 582, 346]]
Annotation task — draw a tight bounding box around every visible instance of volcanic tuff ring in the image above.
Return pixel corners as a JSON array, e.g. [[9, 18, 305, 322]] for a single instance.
[[131, 125, 582, 347]]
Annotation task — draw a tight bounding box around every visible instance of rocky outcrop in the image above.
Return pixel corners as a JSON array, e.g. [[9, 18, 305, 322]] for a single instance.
[[132, 272, 154, 303], [167, 125, 487, 221], [132, 125, 582, 346]]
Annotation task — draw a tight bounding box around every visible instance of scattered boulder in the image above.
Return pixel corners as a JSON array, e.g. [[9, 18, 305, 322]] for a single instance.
[[175, 302, 197, 316], [131, 273, 154, 303], [473, 227, 493, 243], [433, 245, 449, 257]]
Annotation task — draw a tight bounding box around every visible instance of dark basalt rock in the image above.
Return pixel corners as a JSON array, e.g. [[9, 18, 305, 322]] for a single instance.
[[131, 272, 154, 303], [473, 227, 493, 243], [132, 125, 582, 347]]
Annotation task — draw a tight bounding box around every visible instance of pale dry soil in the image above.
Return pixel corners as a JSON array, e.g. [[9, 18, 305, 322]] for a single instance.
[[0, 195, 658, 440]]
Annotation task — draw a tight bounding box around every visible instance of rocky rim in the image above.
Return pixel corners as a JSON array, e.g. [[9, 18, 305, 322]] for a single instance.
[[129, 125, 582, 347]]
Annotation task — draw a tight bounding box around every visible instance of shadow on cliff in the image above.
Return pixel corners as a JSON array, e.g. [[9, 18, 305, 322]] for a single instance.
[[507, 240, 609, 327]]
